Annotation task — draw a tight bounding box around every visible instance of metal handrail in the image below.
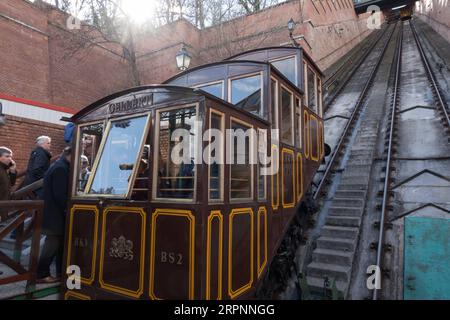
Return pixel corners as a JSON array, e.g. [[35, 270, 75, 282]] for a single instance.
[[314, 22, 398, 200]]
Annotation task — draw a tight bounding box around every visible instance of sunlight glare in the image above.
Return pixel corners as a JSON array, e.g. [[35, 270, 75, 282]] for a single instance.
[[121, 0, 158, 24]]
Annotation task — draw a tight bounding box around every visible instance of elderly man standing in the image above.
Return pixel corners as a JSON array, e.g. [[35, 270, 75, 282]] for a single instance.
[[36, 147, 71, 283], [0, 147, 17, 204], [23, 136, 52, 199]]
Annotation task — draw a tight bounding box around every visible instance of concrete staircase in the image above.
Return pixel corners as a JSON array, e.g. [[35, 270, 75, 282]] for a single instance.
[[306, 120, 380, 297]]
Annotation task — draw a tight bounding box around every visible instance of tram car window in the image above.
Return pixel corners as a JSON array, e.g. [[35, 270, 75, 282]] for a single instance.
[[64, 47, 325, 300], [226, 47, 324, 118]]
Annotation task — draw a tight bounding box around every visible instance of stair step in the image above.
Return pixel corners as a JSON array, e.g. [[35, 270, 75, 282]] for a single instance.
[[313, 248, 353, 265], [306, 276, 346, 295], [316, 236, 356, 251], [341, 176, 370, 185], [322, 225, 359, 239], [334, 190, 366, 199], [326, 215, 361, 227], [332, 198, 364, 208], [329, 206, 364, 217], [345, 164, 373, 172], [347, 159, 373, 166], [307, 262, 351, 282], [337, 183, 367, 191]]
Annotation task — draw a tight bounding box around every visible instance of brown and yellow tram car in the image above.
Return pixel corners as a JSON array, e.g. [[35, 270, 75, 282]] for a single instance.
[[63, 47, 324, 300]]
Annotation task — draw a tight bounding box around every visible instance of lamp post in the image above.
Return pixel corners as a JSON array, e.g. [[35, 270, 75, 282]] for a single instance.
[[287, 18, 300, 48], [0, 102, 5, 126], [176, 45, 192, 71]]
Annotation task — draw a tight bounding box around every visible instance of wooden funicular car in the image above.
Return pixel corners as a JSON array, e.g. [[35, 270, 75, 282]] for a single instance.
[[63, 46, 324, 300]]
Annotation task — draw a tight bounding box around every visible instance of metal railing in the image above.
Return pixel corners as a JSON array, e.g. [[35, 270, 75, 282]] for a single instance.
[[0, 200, 43, 297]]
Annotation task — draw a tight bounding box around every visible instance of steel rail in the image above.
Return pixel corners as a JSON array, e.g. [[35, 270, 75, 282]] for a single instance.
[[410, 20, 450, 128], [324, 29, 382, 88], [373, 21, 403, 301], [313, 23, 398, 200], [324, 25, 390, 112]]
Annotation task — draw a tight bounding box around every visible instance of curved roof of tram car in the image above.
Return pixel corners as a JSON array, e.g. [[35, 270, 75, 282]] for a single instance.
[[163, 59, 306, 96], [224, 46, 324, 76], [69, 84, 269, 124]]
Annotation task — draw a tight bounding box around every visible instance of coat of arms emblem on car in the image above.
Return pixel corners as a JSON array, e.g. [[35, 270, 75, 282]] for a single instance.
[[109, 236, 134, 261]]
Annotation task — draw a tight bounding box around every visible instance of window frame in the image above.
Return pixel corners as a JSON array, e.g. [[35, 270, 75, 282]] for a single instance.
[[303, 59, 308, 97], [208, 108, 225, 203], [280, 84, 295, 146], [152, 103, 200, 203], [194, 80, 225, 99], [270, 77, 279, 129], [228, 71, 265, 119], [72, 119, 106, 198], [257, 128, 267, 201], [269, 55, 298, 86], [82, 112, 151, 199], [317, 76, 323, 117], [295, 96, 302, 149], [229, 116, 255, 203], [305, 63, 319, 115]]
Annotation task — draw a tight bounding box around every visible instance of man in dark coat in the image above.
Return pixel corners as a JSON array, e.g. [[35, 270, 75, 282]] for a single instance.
[[0, 147, 17, 214], [36, 147, 71, 283], [23, 136, 52, 199]]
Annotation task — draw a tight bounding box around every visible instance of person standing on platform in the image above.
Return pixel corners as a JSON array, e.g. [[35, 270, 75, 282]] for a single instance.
[[36, 147, 71, 284], [23, 136, 52, 199], [0, 146, 17, 211]]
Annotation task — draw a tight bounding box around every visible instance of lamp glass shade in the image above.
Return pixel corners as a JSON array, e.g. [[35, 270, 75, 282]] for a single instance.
[[176, 46, 192, 71], [287, 18, 295, 31]]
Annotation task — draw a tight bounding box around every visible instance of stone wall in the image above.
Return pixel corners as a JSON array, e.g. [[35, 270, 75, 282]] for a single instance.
[[415, 0, 450, 45]]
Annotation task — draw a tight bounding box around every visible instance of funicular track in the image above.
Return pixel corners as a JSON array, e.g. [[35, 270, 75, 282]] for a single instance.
[[314, 23, 397, 201], [297, 22, 403, 299], [370, 19, 450, 300], [257, 26, 395, 298], [323, 26, 389, 109]]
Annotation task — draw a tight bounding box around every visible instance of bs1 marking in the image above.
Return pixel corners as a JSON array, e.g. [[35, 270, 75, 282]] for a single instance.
[[161, 251, 183, 265]]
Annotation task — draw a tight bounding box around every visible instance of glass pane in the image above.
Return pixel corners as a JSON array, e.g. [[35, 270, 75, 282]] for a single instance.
[[230, 121, 252, 199], [307, 67, 317, 113], [281, 88, 293, 145], [295, 98, 302, 148], [258, 130, 267, 200], [88, 116, 148, 196], [317, 76, 323, 116], [198, 82, 223, 99], [231, 74, 261, 116], [209, 112, 223, 200], [157, 107, 197, 199], [77, 123, 104, 194], [271, 79, 278, 128], [271, 57, 297, 85], [131, 141, 151, 201]]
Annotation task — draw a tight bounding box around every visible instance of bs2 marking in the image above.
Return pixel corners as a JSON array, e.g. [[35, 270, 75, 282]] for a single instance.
[[161, 251, 183, 265]]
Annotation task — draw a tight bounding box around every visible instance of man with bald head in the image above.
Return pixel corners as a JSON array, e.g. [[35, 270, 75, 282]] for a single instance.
[[23, 135, 52, 199]]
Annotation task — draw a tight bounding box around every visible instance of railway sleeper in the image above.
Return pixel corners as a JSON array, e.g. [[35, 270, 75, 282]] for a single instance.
[[313, 248, 353, 266], [326, 215, 362, 228], [328, 206, 364, 217], [316, 236, 356, 252], [307, 262, 351, 282], [332, 198, 365, 208]]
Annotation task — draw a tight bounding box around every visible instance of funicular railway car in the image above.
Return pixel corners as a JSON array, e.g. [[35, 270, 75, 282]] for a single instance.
[[63, 47, 324, 300]]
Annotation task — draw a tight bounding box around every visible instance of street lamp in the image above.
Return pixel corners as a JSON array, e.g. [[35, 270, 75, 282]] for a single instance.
[[287, 18, 299, 47], [176, 45, 192, 71], [0, 102, 5, 126]]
